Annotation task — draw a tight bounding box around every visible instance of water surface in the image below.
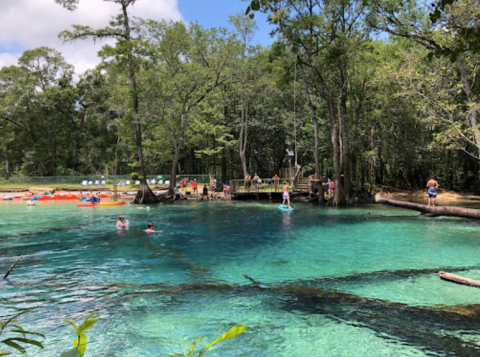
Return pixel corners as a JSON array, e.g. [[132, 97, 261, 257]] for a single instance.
[[1, 200, 480, 356]]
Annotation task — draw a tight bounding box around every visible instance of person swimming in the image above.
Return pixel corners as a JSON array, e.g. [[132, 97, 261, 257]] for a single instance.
[[144, 223, 159, 233], [116, 216, 129, 227]]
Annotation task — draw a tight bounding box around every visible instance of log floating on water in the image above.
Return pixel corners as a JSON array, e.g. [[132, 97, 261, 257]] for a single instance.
[[374, 194, 480, 219], [439, 271, 480, 288]]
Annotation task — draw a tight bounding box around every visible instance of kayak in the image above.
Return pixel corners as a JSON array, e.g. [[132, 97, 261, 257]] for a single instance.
[[98, 200, 125, 206], [278, 204, 294, 212], [100, 193, 121, 198], [77, 200, 125, 208], [38, 194, 79, 201]]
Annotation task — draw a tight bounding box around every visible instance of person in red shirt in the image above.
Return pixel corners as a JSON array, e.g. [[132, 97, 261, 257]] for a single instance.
[[192, 179, 198, 194]]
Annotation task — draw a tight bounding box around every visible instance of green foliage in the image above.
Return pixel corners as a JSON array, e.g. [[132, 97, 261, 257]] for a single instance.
[[169, 324, 249, 357], [60, 311, 98, 357], [0, 310, 45, 355]]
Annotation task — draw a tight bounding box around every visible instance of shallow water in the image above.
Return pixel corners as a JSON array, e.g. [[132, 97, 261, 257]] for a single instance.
[[1, 200, 480, 356]]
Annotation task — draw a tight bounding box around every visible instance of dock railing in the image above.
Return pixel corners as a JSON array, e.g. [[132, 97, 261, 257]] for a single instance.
[[230, 178, 295, 194]]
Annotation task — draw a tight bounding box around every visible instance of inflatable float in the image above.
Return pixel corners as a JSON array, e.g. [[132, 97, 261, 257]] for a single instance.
[[278, 205, 294, 212], [77, 200, 125, 208]]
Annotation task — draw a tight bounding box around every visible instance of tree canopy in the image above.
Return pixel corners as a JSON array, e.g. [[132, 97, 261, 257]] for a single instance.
[[2, 0, 480, 203]]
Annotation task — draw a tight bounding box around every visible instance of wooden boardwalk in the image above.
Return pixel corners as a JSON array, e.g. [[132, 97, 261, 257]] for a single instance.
[[229, 177, 324, 200]]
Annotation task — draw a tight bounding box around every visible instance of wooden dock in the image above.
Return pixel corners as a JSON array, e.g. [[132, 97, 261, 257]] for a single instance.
[[230, 178, 302, 200]]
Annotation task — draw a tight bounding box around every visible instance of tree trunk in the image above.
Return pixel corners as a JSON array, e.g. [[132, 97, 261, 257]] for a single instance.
[[5, 159, 10, 178], [168, 142, 181, 197], [339, 63, 351, 202], [375, 195, 480, 219], [221, 147, 227, 185], [456, 56, 480, 156], [299, 65, 324, 202], [303, 61, 344, 205], [120, 1, 157, 204], [168, 116, 185, 197]]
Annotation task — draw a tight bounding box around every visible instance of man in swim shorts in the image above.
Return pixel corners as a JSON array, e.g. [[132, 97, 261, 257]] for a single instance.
[[282, 180, 294, 209], [426, 176, 439, 206], [117, 216, 129, 227]]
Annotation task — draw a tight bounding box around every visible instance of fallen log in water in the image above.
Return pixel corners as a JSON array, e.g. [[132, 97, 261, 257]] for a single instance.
[[374, 194, 480, 219], [439, 271, 480, 288], [3, 255, 23, 279]]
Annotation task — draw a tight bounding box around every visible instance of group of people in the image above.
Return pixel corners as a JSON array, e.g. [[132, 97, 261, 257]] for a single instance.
[[116, 216, 159, 233], [79, 191, 101, 204]]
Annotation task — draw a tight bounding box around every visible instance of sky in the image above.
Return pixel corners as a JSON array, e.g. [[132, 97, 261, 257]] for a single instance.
[[0, 0, 274, 76]]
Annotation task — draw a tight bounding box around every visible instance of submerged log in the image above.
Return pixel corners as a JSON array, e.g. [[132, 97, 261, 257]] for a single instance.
[[374, 194, 480, 219], [3, 255, 23, 279], [439, 271, 480, 288]]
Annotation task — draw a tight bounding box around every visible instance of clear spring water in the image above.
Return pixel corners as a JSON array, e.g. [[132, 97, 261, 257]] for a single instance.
[[1, 200, 480, 356]]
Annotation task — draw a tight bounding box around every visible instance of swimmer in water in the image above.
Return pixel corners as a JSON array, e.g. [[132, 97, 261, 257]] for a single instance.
[[117, 216, 129, 227], [144, 223, 159, 233]]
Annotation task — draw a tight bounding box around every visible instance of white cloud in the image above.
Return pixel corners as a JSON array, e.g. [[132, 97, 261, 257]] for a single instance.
[[0, 0, 183, 76], [0, 53, 21, 68]]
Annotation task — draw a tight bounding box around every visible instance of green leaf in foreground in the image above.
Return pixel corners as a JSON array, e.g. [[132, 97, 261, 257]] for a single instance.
[[198, 324, 249, 357]]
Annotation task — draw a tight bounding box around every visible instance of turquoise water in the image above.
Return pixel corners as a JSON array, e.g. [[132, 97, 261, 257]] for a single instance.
[[1, 200, 480, 356]]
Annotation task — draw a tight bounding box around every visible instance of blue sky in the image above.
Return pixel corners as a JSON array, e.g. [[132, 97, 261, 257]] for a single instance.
[[178, 0, 274, 46]]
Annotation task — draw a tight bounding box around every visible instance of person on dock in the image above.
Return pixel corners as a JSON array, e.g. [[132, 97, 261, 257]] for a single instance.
[[426, 176, 439, 206], [144, 223, 158, 233], [308, 174, 315, 194], [272, 174, 280, 191], [192, 179, 198, 194], [117, 216, 129, 228], [253, 173, 260, 192], [245, 174, 251, 192], [327, 178, 334, 199], [282, 180, 294, 209], [202, 185, 208, 200], [210, 178, 216, 192]]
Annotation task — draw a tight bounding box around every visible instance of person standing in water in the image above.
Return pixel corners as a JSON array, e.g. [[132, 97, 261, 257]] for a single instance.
[[282, 180, 294, 209], [116, 216, 129, 227], [426, 176, 439, 206]]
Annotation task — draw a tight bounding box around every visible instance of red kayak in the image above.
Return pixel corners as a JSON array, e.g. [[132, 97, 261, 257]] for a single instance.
[[38, 194, 79, 201]]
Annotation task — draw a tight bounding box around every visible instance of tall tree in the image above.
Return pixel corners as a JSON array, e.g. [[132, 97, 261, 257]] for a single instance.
[[56, 0, 158, 203]]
